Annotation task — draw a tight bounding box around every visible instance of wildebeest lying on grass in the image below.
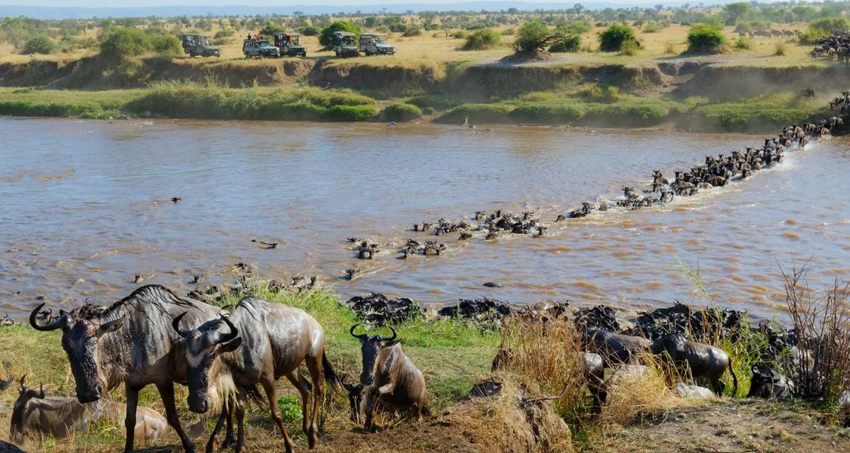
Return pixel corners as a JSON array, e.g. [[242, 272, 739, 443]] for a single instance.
[[650, 333, 737, 396], [10, 375, 168, 445], [350, 324, 429, 431], [172, 296, 340, 453], [30, 285, 219, 453]]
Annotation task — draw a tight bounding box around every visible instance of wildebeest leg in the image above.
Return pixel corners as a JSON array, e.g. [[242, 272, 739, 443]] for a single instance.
[[205, 399, 230, 453], [284, 370, 311, 441], [305, 352, 325, 448], [710, 373, 726, 396], [234, 392, 247, 453], [124, 385, 140, 453], [157, 382, 196, 453], [261, 374, 295, 453], [220, 399, 236, 449]]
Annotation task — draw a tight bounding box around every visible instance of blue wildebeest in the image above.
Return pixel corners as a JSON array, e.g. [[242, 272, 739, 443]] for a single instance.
[[10, 375, 168, 445], [350, 324, 428, 431], [650, 333, 738, 396], [30, 285, 218, 453], [172, 296, 339, 453]]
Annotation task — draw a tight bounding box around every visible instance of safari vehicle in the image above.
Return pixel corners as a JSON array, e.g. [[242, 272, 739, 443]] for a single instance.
[[359, 33, 395, 56], [274, 32, 307, 57], [332, 31, 359, 58], [242, 39, 281, 58], [181, 34, 221, 58]]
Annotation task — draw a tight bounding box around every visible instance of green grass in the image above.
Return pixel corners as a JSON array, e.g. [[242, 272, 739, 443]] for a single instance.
[[692, 93, 822, 132]]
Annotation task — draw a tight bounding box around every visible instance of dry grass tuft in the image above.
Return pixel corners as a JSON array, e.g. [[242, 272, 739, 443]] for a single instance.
[[775, 42, 788, 56], [664, 41, 677, 54], [599, 354, 687, 427]]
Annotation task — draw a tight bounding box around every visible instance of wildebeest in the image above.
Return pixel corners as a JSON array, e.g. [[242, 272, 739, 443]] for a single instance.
[[0, 374, 13, 391], [351, 324, 428, 431], [10, 375, 168, 445], [650, 333, 737, 396], [585, 327, 651, 365], [747, 365, 793, 400], [30, 285, 218, 453], [173, 296, 339, 453]]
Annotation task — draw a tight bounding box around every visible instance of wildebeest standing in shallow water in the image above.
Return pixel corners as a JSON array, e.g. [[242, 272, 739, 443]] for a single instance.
[[172, 296, 339, 453], [30, 285, 218, 453]]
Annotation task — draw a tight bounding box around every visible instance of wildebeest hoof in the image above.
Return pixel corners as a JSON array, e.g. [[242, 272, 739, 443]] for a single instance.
[[483, 282, 502, 288]]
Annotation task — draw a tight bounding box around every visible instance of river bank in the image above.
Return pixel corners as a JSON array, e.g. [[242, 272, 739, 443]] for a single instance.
[[1, 56, 847, 132]]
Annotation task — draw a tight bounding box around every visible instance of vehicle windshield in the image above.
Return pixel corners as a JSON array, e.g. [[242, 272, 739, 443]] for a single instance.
[[259, 42, 273, 47], [376, 39, 388, 45]]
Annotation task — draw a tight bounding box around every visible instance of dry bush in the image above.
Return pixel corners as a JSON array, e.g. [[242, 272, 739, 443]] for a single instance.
[[664, 41, 677, 54], [495, 316, 589, 421], [782, 266, 850, 403], [599, 354, 686, 426], [774, 42, 788, 56]]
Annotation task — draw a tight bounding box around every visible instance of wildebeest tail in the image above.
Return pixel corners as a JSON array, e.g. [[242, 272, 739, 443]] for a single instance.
[[729, 359, 738, 397], [322, 353, 342, 392]]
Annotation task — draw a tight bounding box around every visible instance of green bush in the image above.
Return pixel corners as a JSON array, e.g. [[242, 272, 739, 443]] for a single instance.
[[407, 95, 463, 111], [643, 22, 660, 33], [463, 29, 501, 50], [389, 23, 407, 33], [798, 28, 830, 45], [514, 20, 560, 52], [450, 31, 468, 39], [549, 34, 581, 53], [319, 21, 361, 49], [599, 24, 638, 52], [402, 25, 422, 37], [423, 106, 436, 115], [21, 35, 57, 55], [501, 28, 515, 36], [809, 17, 849, 33], [100, 27, 151, 59], [149, 34, 181, 55], [383, 103, 423, 121], [559, 21, 592, 34], [435, 104, 513, 124], [509, 105, 583, 123], [214, 29, 234, 39], [300, 26, 320, 36], [734, 36, 753, 50], [686, 24, 727, 54], [323, 104, 378, 122], [260, 23, 286, 36], [277, 395, 302, 423]]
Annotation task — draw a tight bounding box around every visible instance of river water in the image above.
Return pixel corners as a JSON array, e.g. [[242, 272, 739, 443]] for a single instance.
[[1, 117, 849, 320]]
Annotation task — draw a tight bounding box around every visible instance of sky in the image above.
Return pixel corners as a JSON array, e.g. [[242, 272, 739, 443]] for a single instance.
[[5, 0, 664, 7]]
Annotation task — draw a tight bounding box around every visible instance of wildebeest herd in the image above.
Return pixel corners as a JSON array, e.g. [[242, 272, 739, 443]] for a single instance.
[[810, 32, 850, 62], [5, 285, 429, 453]]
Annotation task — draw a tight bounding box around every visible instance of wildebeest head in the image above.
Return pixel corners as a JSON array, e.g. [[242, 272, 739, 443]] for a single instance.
[[172, 313, 241, 414], [10, 375, 45, 443], [29, 304, 124, 403], [350, 323, 397, 386]]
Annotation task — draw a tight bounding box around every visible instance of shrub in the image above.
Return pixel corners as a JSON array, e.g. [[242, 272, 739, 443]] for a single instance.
[[620, 40, 639, 56], [149, 34, 181, 55], [686, 24, 727, 54], [389, 23, 407, 33], [260, 23, 286, 36], [774, 42, 787, 56], [214, 29, 234, 39], [450, 30, 467, 39], [664, 41, 677, 54], [599, 23, 638, 52], [514, 20, 562, 53], [277, 395, 302, 423], [99, 27, 152, 59], [323, 104, 378, 122], [809, 17, 849, 33], [402, 25, 422, 37], [463, 29, 501, 50], [319, 21, 361, 49], [560, 21, 592, 34], [501, 28, 515, 36], [422, 106, 435, 115], [21, 35, 57, 55], [509, 105, 583, 123], [643, 22, 660, 33], [383, 103, 423, 121], [300, 26, 320, 36], [435, 104, 513, 124], [424, 23, 440, 31], [548, 34, 581, 53]]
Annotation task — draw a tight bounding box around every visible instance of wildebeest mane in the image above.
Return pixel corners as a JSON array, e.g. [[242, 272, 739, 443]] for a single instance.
[[93, 285, 203, 323]]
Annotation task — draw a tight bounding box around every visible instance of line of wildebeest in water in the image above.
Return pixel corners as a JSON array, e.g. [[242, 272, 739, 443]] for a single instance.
[[343, 105, 844, 271], [1, 96, 848, 453]]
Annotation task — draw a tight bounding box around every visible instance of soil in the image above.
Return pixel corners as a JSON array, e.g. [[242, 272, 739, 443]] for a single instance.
[[597, 399, 850, 453]]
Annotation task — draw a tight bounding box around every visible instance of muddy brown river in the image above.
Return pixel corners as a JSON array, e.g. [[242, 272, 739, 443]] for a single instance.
[[1, 117, 849, 319]]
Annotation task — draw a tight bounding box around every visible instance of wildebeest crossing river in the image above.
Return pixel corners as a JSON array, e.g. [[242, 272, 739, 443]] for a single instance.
[[1, 117, 849, 320]]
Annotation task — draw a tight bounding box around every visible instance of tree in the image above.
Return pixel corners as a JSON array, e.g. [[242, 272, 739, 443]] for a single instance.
[[319, 20, 361, 49], [724, 2, 751, 24], [513, 20, 564, 53]]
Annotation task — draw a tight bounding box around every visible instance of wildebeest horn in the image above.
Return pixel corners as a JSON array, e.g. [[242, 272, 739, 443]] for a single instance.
[[349, 323, 367, 339], [383, 325, 397, 342], [172, 312, 191, 338], [29, 303, 67, 332], [218, 316, 238, 344], [19, 374, 27, 392]]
